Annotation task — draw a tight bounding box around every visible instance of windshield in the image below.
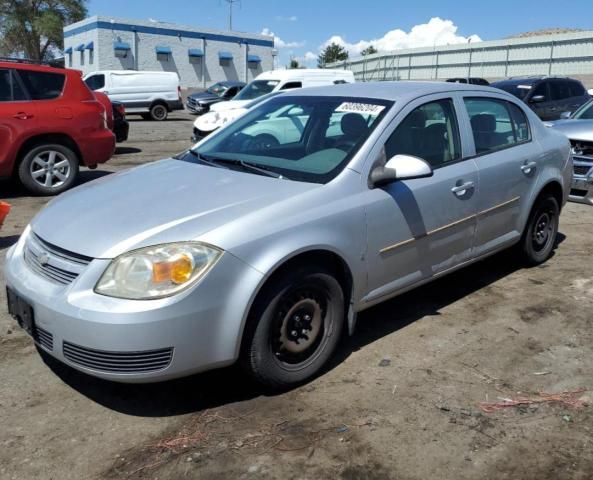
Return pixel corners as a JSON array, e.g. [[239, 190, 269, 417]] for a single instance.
[[206, 83, 227, 96], [492, 82, 533, 100], [572, 99, 593, 119], [234, 80, 280, 101], [244, 91, 284, 109], [187, 95, 393, 184]]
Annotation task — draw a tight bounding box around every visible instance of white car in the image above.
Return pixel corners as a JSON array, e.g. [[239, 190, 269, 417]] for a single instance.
[[193, 69, 354, 138]]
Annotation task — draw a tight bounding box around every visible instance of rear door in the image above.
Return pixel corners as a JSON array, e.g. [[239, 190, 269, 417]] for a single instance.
[[549, 79, 574, 119], [526, 81, 552, 120], [364, 95, 480, 302], [0, 68, 35, 176], [462, 95, 541, 256], [566, 80, 589, 113]]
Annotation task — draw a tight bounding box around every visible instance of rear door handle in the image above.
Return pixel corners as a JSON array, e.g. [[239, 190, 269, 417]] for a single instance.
[[521, 161, 537, 175], [13, 112, 33, 120], [451, 181, 475, 197]]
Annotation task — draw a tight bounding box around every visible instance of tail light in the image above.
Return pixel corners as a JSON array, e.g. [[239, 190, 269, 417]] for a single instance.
[[115, 103, 126, 119]]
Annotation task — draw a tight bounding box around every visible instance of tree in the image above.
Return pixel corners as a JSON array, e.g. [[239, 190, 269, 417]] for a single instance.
[[361, 45, 378, 56], [317, 42, 348, 68], [288, 58, 300, 69], [0, 0, 87, 60]]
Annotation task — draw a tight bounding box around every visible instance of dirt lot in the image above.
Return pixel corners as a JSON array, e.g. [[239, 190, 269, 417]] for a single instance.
[[1, 111, 592, 480]]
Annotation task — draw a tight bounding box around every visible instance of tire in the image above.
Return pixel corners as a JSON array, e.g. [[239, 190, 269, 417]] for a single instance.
[[149, 103, 168, 121], [18, 144, 79, 196], [242, 266, 345, 389], [520, 194, 559, 266], [141, 113, 151, 121]]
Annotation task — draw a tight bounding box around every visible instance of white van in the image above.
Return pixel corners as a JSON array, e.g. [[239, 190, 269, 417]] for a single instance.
[[193, 69, 354, 138], [83, 71, 183, 121]]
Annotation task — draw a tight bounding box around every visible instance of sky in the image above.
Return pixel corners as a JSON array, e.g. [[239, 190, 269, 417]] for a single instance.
[[87, 0, 593, 67]]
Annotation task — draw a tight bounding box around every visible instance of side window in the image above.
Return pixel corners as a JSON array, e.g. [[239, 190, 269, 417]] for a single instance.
[[84, 74, 105, 91], [0, 70, 27, 102], [225, 87, 238, 97], [464, 98, 529, 154], [531, 82, 548, 100], [280, 81, 302, 90], [550, 80, 571, 101], [0, 70, 11, 101], [385, 99, 461, 168], [17, 70, 65, 100], [568, 80, 585, 97]]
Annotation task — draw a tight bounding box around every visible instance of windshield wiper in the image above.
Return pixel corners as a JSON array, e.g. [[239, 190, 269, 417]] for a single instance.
[[200, 155, 285, 179], [187, 149, 226, 169]]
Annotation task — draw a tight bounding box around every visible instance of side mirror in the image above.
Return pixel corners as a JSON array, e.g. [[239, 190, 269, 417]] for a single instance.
[[370, 154, 433, 187], [530, 95, 546, 103], [560, 111, 572, 120]]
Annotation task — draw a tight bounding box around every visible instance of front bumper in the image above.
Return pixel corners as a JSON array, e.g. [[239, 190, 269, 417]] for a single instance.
[[569, 155, 593, 206], [186, 102, 208, 115], [191, 127, 213, 143], [4, 231, 263, 383]]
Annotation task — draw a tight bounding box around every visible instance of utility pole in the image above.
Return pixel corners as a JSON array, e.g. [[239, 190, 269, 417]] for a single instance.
[[224, 0, 241, 31]]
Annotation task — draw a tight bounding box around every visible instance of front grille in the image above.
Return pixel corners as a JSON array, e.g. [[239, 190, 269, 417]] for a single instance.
[[187, 97, 197, 107], [574, 165, 591, 176], [62, 342, 173, 374], [571, 140, 593, 157], [35, 326, 53, 351], [24, 233, 92, 285]]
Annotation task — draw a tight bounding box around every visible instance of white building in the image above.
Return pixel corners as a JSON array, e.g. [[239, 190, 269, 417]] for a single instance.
[[63, 16, 275, 88], [327, 30, 593, 87]]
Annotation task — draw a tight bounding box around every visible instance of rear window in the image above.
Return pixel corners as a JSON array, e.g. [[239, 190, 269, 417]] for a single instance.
[[17, 70, 65, 100]]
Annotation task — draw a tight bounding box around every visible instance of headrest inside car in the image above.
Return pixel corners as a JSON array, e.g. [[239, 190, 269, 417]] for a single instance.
[[471, 114, 496, 132]]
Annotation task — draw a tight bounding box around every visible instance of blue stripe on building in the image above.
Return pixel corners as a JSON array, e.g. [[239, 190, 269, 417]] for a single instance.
[[64, 20, 274, 48]]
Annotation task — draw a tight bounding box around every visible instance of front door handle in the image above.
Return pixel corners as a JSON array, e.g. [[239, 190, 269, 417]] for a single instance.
[[451, 181, 475, 197], [13, 112, 34, 120], [521, 161, 537, 175]]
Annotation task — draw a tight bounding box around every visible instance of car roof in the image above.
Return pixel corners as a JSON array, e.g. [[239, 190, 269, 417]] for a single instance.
[[216, 80, 246, 86], [0, 61, 74, 75], [277, 81, 505, 102]]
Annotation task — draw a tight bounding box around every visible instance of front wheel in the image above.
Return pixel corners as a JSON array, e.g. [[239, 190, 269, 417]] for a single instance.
[[242, 266, 345, 388], [520, 194, 559, 266]]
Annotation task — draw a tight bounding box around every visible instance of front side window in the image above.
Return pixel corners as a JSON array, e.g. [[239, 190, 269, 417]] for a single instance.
[[280, 81, 302, 90], [234, 80, 280, 101], [189, 96, 392, 183], [531, 82, 548, 100], [84, 74, 105, 91], [385, 99, 461, 168], [549, 80, 571, 101], [464, 98, 530, 154], [17, 70, 65, 100], [0, 69, 11, 102]]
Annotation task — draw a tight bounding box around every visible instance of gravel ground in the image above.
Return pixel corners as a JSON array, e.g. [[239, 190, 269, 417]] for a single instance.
[[1, 111, 592, 480]]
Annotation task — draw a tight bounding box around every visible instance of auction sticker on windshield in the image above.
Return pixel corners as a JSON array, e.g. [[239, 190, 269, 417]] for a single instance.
[[336, 102, 386, 115]]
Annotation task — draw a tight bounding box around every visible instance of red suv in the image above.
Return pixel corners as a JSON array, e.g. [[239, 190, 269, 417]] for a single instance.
[[0, 60, 115, 195]]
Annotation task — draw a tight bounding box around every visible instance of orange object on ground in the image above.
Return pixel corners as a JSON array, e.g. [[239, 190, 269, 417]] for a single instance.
[[0, 201, 11, 227]]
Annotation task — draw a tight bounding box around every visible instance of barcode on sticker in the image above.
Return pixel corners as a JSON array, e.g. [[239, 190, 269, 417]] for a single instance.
[[336, 102, 385, 115]]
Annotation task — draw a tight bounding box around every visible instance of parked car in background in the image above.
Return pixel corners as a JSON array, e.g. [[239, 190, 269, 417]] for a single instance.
[[111, 101, 129, 143], [83, 70, 183, 121], [193, 69, 355, 139], [0, 60, 115, 195], [446, 77, 490, 86], [186, 81, 246, 115], [6, 82, 571, 388], [491, 76, 590, 120], [547, 99, 593, 205]]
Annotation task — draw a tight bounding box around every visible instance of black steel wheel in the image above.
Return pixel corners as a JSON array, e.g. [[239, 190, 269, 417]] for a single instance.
[[242, 266, 345, 388], [520, 194, 559, 266]]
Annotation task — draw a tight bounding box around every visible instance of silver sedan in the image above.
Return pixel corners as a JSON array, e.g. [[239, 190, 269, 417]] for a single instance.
[[5, 82, 572, 388]]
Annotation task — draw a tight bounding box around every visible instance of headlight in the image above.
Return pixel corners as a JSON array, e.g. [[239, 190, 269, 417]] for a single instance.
[[95, 242, 222, 300]]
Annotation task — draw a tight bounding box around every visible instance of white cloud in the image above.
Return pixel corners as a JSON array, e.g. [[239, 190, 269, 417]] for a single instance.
[[276, 15, 298, 22], [320, 18, 481, 57], [294, 51, 318, 65], [261, 28, 305, 49]]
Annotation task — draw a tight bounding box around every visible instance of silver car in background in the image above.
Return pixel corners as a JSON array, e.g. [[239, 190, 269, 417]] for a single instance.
[[5, 82, 572, 388], [548, 99, 593, 205]]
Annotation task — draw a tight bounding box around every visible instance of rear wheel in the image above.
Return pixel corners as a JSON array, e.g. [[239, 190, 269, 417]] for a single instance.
[[242, 266, 345, 388], [520, 194, 559, 265], [149, 103, 168, 121], [18, 144, 79, 196]]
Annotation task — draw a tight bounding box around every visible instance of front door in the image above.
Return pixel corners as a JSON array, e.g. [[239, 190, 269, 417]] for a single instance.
[[363, 96, 479, 305]]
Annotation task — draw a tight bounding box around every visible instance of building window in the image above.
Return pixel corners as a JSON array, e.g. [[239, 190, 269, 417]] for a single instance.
[[156, 46, 172, 62]]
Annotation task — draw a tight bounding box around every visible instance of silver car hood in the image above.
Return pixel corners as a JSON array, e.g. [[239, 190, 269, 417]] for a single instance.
[[549, 119, 593, 142], [31, 159, 317, 259]]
